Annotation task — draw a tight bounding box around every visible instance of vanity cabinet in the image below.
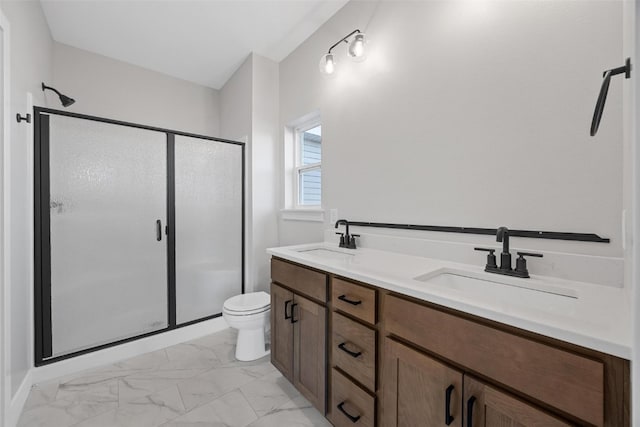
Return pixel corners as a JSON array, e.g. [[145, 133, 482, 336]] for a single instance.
[[270, 283, 294, 380], [382, 338, 463, 427], [328, 277, 379, 427], [383, 293, 626, 427], [382, 337, 571, 427], [464, 376, 572, 427], [270, 259, 327, 413], [269, 256, 630, 427], [331, 368, 375, 427]]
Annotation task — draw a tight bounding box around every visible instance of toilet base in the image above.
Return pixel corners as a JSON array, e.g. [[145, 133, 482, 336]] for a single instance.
[[235, 327, 270, 361]]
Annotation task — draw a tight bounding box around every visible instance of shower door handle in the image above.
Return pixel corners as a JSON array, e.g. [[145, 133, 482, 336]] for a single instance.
[[156, 220, 162, 241]]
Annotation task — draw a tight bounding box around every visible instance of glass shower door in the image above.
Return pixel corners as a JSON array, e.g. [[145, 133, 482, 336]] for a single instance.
[[48, 114, 168, 357], [175, 135, 243, 324]]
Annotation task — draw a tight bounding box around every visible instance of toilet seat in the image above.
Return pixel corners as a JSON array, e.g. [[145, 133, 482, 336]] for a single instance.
[[223, 291, 270, 315], [223, 305, 270, 316]]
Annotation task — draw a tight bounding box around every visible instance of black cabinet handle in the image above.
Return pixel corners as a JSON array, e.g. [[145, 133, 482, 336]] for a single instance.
[[290, 303, 298, 323], [338, 342, 362, 358], [284, 299, 292, 320], [466, 396, 476, 427], [445, 384, 455, 425], [156, 220, 162, 241], [338, 295, 362, 306], [337, 402, 361, 423]]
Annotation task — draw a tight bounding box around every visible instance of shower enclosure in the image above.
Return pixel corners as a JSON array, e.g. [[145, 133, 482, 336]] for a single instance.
[[33, 108, 244, 364]]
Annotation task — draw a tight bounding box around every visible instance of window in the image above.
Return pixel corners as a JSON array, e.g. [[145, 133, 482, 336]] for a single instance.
[[295, 124, 322, 207]]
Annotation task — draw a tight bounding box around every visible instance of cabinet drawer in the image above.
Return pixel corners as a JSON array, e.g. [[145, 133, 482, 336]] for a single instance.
[[330, 368, 375, 427], [331, 278, 376, 325], [332, 312, 376, 391], [384, 294, 604, 426], [271, 258, 327, 303]]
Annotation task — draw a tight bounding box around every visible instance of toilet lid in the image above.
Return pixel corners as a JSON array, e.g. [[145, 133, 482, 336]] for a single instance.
[[224, 291, 270, 313]]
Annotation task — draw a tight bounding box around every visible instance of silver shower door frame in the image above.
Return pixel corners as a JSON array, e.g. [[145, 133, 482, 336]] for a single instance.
[[33, 107, 245, 366]]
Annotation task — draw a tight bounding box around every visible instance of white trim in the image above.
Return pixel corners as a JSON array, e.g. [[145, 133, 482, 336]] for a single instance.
[[0, 11, 10, 427], [240, 134, 254, 293], [25, 92, 34, 382], [280, 208, 325, 222], [291, 117, 322, 209], [6, 370, 30, 427], [630, 0, 639, 422]]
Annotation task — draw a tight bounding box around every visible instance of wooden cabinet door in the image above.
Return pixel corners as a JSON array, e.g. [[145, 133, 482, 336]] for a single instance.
[[464, 375, 572, 427], [382, 338, 463, 427], [293, 294, 326, 414], [270, 283, 294, 381]]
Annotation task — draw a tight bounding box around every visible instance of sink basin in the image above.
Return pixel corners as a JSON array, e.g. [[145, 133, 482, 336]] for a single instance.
[[414, 271, 577, 299], [298, 248, 355, 261]]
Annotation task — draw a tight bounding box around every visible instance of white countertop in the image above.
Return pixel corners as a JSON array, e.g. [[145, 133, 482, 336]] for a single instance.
[[267, 242, 631, 360]]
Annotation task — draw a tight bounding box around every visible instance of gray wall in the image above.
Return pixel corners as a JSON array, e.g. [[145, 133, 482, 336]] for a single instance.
[[220, 55, 252, 142], [53, 43, 221, 136], [279, 0, 626, 259], [219, 54, 280, 292], [250, 54, 279, 292], [0, 0, 53, 397]]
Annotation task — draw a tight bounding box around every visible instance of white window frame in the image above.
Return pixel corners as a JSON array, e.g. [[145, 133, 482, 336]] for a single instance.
[[293, 119, 322, 209]]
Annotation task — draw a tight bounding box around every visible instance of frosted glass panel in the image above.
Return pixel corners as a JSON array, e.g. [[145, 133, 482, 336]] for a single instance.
[[175, 135, 242, 324], [49, 115, 168, 357]]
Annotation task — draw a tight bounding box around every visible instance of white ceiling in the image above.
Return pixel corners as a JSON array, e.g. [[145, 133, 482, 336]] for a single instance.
[[41, 0, 348, 89]]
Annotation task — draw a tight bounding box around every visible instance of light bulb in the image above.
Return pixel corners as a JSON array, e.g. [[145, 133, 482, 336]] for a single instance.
[[319, 53, 336, 76], [348, 33, 367, 62]]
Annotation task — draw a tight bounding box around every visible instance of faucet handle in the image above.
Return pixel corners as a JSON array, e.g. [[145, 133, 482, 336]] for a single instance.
[[515, 252, 543, 277], [516, 251, 543, 258], [474, 247, 497, 270], [474, 247, 495, 253], [346, 234, 359, 249], [335, 232, 345, 247]]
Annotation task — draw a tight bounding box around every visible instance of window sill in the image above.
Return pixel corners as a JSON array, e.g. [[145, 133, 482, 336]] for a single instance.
[[281, 209, 325, 222]]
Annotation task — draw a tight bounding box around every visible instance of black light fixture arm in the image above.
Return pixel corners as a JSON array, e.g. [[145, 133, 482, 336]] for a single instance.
[[327, 29, 361, 54]]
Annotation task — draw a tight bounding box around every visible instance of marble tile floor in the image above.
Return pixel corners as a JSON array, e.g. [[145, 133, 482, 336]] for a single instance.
[[18, 328, 332, 427]]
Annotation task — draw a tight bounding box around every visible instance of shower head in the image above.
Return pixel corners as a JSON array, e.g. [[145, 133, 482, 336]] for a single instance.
[[41, 83, 75, 108], [59, 94, 75, 107]]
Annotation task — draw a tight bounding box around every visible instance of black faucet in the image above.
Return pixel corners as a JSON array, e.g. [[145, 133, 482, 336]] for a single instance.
[[335, 219, 359, 249], [474, 226, 543, 278], [496, 226, 511, 271]]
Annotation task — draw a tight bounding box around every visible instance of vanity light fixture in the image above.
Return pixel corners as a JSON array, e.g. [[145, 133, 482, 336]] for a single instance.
[[319, 29, 368, 75]]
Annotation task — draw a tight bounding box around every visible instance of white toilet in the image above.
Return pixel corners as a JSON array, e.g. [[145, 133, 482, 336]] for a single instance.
[[222, 291, 271, 361]]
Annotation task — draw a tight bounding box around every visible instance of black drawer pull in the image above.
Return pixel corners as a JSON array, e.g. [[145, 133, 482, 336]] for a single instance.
[[290, 303, 298, 324], [338, 295, 362, 306], [466, 396, 476, 427], [338, 342, 362, 358], [445, 384, 455, 425], [284, 299, 292, 320], [337, 401, 361, 423]]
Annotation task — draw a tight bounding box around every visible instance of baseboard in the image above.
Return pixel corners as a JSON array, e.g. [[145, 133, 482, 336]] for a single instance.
[[31, 317, 228, 386], [6, 369, 32, 427]]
